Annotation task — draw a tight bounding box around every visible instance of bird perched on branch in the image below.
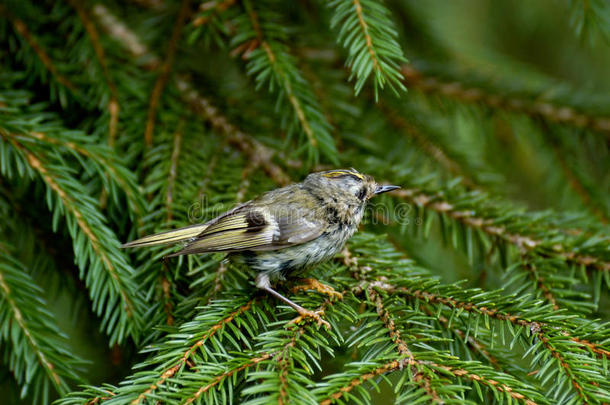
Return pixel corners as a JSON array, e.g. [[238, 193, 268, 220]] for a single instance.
[[122, 168, 399, 327]]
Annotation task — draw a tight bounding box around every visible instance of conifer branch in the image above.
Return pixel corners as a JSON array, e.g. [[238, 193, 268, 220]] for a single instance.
[[536, 334, 589, 402], [19, 131, 144, 217], [15, 142, 134, 315], [244, 10, 311, 143], [91, 4, 293, 185], [183, 352, 272, 404], [1, 135, 144, 343], [401, 65, 610, 136], [375, 282, 610, 401], [319, 360, 404, 405], [234, 1, 338, 162], [394, 187, 610, 273], [369, 289, 444, 401], [0, 265, 60, 388], [421, 305, 501, 369], [380, 104, 477, 188], [366, 286, 543, 404], [7, 2, 609, 403], [131, 299, 255, 404], [329, 0, 407, 98], [144, 0, 191, 147], [0, 251, 85, 400], [539, 122, 610, 224]]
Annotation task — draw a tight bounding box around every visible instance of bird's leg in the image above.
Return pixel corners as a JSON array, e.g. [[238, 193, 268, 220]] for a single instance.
[[292, 278, 343, 301], [256, 274, 330, 329]]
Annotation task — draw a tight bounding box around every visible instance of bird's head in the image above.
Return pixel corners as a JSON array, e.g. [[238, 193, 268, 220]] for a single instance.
[[305, 168, 400, 202]]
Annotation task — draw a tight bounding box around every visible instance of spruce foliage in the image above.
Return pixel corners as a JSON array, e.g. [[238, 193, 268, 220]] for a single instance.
[[0, 0, 609, 404]]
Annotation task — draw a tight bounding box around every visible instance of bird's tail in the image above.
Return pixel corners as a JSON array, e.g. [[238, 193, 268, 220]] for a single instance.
[[121, 223, 208, 248]]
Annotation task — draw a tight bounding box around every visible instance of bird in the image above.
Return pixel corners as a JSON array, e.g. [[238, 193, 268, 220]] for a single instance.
[[122, 168, 399, 327]]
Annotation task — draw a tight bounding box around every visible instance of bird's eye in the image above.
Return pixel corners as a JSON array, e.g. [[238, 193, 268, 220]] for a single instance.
[[356, 186, 367, 200]]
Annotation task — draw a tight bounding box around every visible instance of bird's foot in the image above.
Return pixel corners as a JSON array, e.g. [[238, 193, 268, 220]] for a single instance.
[[292, 278, 343, 301], [288, 308, 330, 329]]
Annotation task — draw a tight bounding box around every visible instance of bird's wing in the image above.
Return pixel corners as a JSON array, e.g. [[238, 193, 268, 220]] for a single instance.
[[167, 202, 327, 257]]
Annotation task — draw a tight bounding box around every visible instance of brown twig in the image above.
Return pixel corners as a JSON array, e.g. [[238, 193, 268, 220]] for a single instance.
[[166, 120, 184, 222], [161, 258, 174, 326], [207, 260, 228, 304], [193, 0, 237, 26], [523, 261, 560, 310], [175, 77, 291, 186], [144, 0, 191, 146], [85, 390, 116, 405], [277, 341, 292, 405], [236, 161, 259, 203], [569, 337, 610, 359], [92, 5, 160, 69], [68, 0, 120, 145], [370, 290, 413, 359], [401, 65, 610, 136], [8, 14, 77, 92], [543, 130, 609, 224]]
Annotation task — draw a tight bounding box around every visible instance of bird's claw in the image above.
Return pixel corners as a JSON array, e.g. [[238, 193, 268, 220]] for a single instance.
[[292, 278, 343, 301], [288, 309, 330, 329]]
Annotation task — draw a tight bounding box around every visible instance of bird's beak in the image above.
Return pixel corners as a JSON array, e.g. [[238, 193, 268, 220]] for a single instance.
[[374, 185, 400, 194]]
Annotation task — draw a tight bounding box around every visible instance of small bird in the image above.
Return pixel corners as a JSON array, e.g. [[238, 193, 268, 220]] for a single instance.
[[122, 169, 399, 326]]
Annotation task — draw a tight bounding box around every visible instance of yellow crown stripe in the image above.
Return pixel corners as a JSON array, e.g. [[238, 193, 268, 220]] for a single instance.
[[322, 170, 364, 180]]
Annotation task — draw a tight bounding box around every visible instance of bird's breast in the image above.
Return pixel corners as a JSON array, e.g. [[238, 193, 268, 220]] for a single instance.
[[236, 223, 357, 283]]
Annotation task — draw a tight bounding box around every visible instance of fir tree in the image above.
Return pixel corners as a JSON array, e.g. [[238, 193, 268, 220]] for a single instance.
[[0, 0, 609, 404]]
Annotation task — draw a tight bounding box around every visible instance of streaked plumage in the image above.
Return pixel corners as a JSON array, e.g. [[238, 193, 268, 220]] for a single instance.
[[122, 168, 399, 326]]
